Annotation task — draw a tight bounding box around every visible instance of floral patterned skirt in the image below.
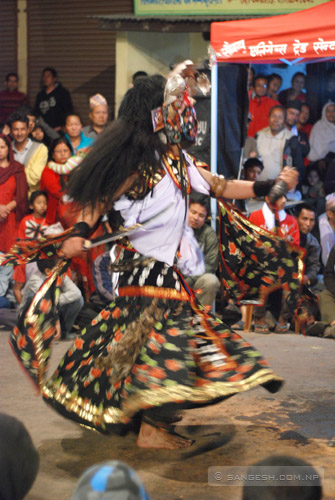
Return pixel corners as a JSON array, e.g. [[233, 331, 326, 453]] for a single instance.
[[38, 248, 282, 434]]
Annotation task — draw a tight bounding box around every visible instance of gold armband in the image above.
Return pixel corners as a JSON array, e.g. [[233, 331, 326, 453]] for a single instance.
[[211, 174, 227, 198]]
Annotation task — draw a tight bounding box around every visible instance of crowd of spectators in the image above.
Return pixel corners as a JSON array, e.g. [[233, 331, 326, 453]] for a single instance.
[[1, 65, 335, 341], [0, 67, 111, 338], [232, 67, 335, 337]]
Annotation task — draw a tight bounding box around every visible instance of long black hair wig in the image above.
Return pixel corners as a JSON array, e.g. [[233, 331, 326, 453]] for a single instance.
[[66, 74, 167, 211]]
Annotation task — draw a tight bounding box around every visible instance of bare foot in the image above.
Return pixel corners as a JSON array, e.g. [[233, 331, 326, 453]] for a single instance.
[[136, 421, 193, 449]]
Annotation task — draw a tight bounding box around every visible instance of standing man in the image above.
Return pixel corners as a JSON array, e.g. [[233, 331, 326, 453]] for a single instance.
[[82, 94, 109, 140], [185, 194, 220, 309], [34, 67, 73, 130], [9, 111, 48, 194], [0, 73, 28, 123]]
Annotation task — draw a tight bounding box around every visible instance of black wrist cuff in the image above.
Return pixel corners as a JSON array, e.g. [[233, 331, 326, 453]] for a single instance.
[[74, 222, 91, 238], [253, 180, 275, 198]]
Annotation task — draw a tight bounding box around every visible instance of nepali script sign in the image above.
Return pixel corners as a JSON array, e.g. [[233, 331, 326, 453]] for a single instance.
[[211, 2, 335, 63], [134, 0, 329, 16]]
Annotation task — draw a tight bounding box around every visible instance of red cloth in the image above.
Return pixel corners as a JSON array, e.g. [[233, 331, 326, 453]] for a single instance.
[[299, 123, 312, 138], [40, 165, 64, 224], [0, 89, 28, 122], [17, 213, 49, 239], [249, 209, 300, 246], [0, 134, 28, 222], [0, 176, 19, 252], [247, 96, 280, 138]]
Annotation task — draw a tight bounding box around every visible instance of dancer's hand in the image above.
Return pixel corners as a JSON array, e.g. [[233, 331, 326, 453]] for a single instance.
[[59, 236, 85, 259], [277, 167, 299, 191]]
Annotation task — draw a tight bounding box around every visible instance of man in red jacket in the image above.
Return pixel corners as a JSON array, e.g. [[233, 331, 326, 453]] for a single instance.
[[249, 195, 300, 333], [248, 74, 280, 138]]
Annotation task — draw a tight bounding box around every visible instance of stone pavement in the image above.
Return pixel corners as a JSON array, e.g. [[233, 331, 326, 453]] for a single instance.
[[1, 328, 335, 500]]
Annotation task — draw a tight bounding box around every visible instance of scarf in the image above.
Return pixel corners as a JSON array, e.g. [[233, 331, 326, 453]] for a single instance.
[[0, 134, 28, 221]]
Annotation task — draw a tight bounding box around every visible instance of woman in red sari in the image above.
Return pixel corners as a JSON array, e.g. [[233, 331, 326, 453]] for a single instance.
[[0, 134, 28, 252]]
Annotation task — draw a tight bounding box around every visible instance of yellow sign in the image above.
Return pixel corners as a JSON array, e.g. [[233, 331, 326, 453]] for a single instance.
[[134, 0, 330, 16]]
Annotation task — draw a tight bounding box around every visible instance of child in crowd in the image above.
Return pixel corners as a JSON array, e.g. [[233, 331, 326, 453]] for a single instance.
[[243, 157, 264, 181], [17, 190, 49, 239], [301, 164, 325, 216]]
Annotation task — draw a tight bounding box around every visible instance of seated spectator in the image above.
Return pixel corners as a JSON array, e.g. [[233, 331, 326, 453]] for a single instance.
[[34, 67, 73, 130], [242, 454, 322, 500], [296, 203, 321, 289], [9, 110, 48, 195], [0, 413, 39, 500], [256, 105, 304, 184], [243, 157, 263, 181], [308, 101, 335, 163], [0, 252, 15, 309], [40, 137, 82, 224], [18, 104, 60, 147], [19, 258, 84, 340], [307, 243, 335, 339], [64, 113, 94, 156], [319, 193, 335, 267], [0, 72, 28, 123], [82, 93, 109, 140], [71, 460, 151, 500], [278, 71, 307, 107], [267, 73, 282, 101], [18, 190, 49, 239], [249, 194, 300, 333], [301, 164, 325, 216], [185, 194, 220, 310], [0, 133, 28, 253], [92, 248, 119, 306], [297, 102, 313, 138], [31, 124, 45, 144], [285, 99, 310, 159], [248, 74, 280, 138]]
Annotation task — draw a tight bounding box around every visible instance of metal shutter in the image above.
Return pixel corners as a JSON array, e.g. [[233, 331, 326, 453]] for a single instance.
[[0, 2, 17, 86], [27, 0, 132, 122]]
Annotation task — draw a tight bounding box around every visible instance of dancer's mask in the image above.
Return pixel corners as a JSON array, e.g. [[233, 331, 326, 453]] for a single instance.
[[151, 61, 211, 146]]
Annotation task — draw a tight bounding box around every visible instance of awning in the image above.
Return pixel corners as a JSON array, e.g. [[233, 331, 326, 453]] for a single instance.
[[211, 1, 335, 64]]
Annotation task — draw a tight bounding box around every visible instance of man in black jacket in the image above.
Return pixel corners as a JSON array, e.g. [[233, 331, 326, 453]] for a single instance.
[[296, 203, 321, 288], [34, 67, 73, 130]]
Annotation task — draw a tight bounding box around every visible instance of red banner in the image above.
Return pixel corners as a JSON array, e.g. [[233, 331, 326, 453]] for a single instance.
[[211, 1, 335, 63]]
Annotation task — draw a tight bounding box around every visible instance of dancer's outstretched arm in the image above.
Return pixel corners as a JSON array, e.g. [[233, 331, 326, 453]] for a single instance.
[[198, 166, 298, 200]]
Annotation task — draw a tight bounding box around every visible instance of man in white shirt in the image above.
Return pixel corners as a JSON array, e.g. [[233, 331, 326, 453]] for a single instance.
[[256, 105, 304, 184]]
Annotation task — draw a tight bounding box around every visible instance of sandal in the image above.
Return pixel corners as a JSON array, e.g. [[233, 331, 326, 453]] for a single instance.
[[253, 323, 270, 334], [274, 322, 291, 334], [231, 319, 244, 331]]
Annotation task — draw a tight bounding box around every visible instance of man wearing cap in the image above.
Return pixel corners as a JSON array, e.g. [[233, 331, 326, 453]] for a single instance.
[[285, 99, 310, 159], [82, 93, 109, 140]]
